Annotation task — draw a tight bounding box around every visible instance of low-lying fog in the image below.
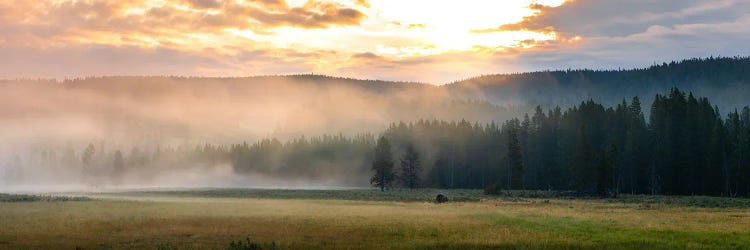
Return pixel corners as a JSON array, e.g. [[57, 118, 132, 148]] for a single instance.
[[0, 76, 519, 192]]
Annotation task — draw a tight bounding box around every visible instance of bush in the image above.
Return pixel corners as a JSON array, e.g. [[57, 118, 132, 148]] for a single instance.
[[483, 184, 500, 195], [229, 237, 276, 250]]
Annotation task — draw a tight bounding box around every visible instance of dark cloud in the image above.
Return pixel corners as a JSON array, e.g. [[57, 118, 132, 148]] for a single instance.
[[352, 52, 378, 59], [508, 14, 750, 72], [500, 0, 750, 37], [0, 0, 366, 46], [242, 2, 365, 29], [184, 0, 221, 9]]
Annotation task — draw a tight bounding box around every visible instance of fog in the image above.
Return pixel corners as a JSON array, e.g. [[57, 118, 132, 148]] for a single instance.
[[6, 62, 747, 192], [0, 76, 519, 192]]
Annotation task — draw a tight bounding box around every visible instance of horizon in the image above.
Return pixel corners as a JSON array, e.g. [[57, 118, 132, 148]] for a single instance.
[[2, 55, 746, 85]]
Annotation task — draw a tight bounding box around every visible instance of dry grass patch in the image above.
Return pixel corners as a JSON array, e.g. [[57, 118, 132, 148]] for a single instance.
[[0, 193, 749, 249]]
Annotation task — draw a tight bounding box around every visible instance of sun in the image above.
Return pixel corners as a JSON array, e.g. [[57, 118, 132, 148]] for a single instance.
[[254, 0, 568, 58], [364, 0, 565, 54]]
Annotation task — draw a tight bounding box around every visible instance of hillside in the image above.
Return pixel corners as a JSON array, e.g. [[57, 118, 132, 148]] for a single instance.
[[447, 57, 750, 112], [1, 57, 749, 146]]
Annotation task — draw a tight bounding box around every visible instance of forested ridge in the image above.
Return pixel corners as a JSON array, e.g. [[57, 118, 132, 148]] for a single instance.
[[3, 57, 750, 196], [447, 56, 750, 110], [14, 88, 747, 196], [228, 88, 750, 196]]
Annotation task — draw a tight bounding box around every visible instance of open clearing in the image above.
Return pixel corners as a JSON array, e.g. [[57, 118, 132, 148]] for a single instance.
[[1, 190, 750, 249]]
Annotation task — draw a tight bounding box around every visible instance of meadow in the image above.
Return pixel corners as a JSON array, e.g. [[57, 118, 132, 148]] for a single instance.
[[1, 190, 749, 249]]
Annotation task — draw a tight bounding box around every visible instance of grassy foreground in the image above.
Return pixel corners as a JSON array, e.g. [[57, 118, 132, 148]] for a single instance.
[[1, 190, 750, 249]]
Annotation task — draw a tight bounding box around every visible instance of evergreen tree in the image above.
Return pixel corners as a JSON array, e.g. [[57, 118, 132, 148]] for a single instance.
[[572, 125, 594, 192], [112, 150, 124, 184], [507, 119, 525, 189], [399, 144, 421, 189], [597, 144, 617, 197], [371, 136, 395, 191], [82, 143, 96, 166]]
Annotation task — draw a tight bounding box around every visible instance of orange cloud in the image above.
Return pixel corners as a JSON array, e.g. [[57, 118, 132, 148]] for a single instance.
[[0, 0, 366, 46], [497, 4, 558, 33], [0, 0, 591, 82], [241, 1, 365, 29], [354, 0, 370, 8]]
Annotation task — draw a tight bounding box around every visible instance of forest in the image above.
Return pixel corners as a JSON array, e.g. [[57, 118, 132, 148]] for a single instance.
[[12, 87, 749, 197], [230, 88, 750, 197]]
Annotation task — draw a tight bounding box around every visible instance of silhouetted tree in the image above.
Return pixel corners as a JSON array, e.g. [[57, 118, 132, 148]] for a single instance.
[[113, 150, 124, 174], [506, 119, 524, 189], [82, 143, 95, 166], [371, 136, 395, 191], [400, 144, 421, 189]]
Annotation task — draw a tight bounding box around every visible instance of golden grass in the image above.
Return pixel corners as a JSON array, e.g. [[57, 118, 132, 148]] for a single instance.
[[1, 195, 749, 249]]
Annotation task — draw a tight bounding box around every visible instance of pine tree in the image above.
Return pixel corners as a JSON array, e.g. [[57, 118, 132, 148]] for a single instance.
[[371, 136, 395, 191], [400, 144, 421, 189], [597, 144, 617, 197], [112, 150, 124, 184], [82, 143, 96, 166], [572, 125, 594, 192], [507, 120, 525, 190]]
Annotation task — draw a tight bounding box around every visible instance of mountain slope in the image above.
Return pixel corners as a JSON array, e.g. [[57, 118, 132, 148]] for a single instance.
[[446, 57, 750, 112]]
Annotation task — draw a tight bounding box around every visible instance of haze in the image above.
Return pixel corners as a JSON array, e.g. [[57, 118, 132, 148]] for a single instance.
[[2, 0, 750, 191]]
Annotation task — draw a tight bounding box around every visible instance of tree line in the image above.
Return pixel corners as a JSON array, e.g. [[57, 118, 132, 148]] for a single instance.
[[368, 88, 750, 196], [2, 143, 228, 186], [227, 88, 750, 196], [5, 88, 749, 196]]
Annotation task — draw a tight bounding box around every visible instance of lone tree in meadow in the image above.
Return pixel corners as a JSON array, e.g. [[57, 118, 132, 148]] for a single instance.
[[400, 144, 421, 189], [371, 136, 395, 191]]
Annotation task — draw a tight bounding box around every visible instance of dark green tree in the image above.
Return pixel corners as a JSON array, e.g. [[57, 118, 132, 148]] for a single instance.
[[399, 144, 421, 189], [371, 136, 395, 191], [506, 119, 525, 190], [597, 144, 617, 197]]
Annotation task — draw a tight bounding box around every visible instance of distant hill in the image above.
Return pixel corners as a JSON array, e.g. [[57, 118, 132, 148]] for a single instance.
[[445, 57, 750, 113], [1, 57, 749, 145]]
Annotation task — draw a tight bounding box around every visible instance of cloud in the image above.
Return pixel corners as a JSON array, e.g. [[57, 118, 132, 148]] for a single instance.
[[0, 0, 366, 47], [354, 0, 370, 8], [352, 52, 379, 59], [0, 0, 748, 83], [183, 0, 221, 9], [507, 13, 750, 72], [242, 1, 365, 29], [500, 0, 750, 37], [0, 44, 321, 79]]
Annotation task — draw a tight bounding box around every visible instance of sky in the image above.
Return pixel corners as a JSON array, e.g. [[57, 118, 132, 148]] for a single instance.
[[1, 0, 749, 83]]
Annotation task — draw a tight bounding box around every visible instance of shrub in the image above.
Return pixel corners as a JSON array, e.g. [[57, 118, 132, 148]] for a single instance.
[[229, 237, 276, 250]]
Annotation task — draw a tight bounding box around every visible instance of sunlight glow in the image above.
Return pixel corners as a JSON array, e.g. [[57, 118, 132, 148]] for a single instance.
[[2, 0, 574, 79]]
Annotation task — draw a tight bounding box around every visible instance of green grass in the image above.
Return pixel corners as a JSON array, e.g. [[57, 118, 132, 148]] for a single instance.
[[1, 189, 749, 249], [476, 213, 750, 249], [102, 188, 750, 208], [612, 194, 750, 208]]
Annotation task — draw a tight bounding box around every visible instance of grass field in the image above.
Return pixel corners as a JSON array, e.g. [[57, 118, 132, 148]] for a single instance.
[[1, 190, 750, 249]]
